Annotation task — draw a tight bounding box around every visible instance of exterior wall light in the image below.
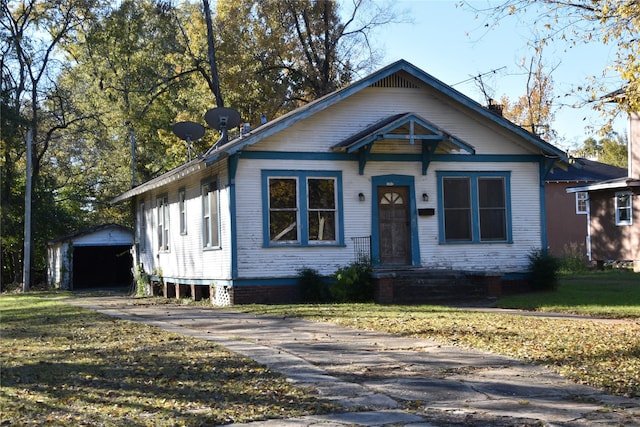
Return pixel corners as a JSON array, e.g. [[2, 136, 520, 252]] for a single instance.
[[422, 193, 429, 202], [358, 193, 365, 201]]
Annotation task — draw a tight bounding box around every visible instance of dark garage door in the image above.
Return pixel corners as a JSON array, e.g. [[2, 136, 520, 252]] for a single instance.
[[73, 245, 133, 289]]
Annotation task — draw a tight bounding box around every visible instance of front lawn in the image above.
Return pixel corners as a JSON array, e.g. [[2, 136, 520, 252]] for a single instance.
[[0, 293, 334, 426], [497, 271, 640, 318]]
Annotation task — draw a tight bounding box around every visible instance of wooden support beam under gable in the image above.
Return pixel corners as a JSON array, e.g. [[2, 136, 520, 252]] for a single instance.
[[358, 144, 374, 175], [422, 140, 440, 175]]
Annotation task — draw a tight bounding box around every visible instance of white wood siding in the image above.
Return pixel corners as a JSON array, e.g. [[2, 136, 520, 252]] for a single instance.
[[135, 162, 233, 282], [47, 242, 70, 289], [249, 87, 534, 156], [234, 156, 540, 277]]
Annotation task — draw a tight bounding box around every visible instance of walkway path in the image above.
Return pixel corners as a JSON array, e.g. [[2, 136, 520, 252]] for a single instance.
[[66, 296, 640, 426]]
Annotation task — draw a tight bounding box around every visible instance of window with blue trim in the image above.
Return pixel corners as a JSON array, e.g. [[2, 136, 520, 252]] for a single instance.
[[438, 172, 511, 243], [263, 171, 341, 246]]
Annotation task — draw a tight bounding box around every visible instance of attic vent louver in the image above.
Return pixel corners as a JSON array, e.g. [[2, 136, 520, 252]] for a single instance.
[[370, 74, 419, 89]]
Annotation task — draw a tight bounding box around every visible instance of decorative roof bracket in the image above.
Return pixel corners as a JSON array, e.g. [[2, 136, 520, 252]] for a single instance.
[[358, 144, 374, 175], [422, 140, 440, 175]]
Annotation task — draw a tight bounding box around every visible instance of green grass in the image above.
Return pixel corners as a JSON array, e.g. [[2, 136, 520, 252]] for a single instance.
[[497, 271, 640, 318], [0, 292, 335, 426]]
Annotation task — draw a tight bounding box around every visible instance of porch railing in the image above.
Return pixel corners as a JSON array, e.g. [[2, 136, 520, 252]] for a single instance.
[[351, 236, 371, 264]]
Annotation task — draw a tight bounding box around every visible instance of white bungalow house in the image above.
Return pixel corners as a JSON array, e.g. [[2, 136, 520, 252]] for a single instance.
[[112, 60, 568, 305]]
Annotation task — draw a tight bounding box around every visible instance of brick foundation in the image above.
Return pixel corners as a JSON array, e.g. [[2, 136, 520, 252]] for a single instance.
[[230, 284, 301, 305], [372, 270, 531, 304]]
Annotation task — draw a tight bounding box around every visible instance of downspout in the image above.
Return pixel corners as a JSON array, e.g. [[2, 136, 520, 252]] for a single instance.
[[539, 158, 555, 253]]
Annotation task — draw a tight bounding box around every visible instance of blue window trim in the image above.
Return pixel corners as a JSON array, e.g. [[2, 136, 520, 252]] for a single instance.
[[201, 177, 222, 251], [261, 170, 344, 247], [436, 171, 513, 244]]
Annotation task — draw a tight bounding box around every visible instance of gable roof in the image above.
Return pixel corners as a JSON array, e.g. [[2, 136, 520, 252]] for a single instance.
[[203, 59, 568, 166], [331, 112, 475, 154], [546, 158, 627, 183], [112, 59, 569, 203], [48, 223, 132, 245]]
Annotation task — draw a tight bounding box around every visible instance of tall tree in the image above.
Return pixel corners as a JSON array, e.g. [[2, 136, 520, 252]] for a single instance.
[[463, 0, 640, 123], [212, 0, 402, 125], [1, 0, 101, 289], [498, 45, 558, 142], [571, 132, 628, 169]]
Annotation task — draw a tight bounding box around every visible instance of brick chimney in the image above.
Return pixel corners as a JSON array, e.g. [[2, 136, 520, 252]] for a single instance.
[[630, 112, 640, 178]]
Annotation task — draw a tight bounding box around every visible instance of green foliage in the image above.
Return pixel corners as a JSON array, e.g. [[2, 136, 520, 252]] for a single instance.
[[572, 133, 628, 169], [135, 265, 150, 297], [330, 262, 373, 303], [297, 267, 330, 303], [557, 242, 589, 274], [528, 249, 560, 291]]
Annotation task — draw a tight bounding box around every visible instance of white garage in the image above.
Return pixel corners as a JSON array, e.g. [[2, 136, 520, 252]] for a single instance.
[[47, 224, 133, 290]]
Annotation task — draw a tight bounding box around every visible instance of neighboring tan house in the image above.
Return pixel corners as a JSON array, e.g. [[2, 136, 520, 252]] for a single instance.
[[567, 112, 640, 272], [112, 60, 569, 305], [545, 159, 626, 256], [47, 224, 133, 290]]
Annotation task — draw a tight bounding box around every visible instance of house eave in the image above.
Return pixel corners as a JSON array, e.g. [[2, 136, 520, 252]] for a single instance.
[[566, 177, 640, 193], [110, 158, 205, 204]]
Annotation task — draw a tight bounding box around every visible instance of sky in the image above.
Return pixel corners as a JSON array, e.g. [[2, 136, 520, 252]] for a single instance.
[[368, 0, 627, 151]]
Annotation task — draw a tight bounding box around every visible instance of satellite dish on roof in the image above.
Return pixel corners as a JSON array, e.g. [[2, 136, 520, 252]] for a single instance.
[[172, 121, 205, 161], [173, 121, 206, 141], [204, 107, 241, 130], [204, 107, 241, 147]]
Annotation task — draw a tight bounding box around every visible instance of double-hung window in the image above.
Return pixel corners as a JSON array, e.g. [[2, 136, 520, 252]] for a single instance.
[[202, 179, 220, 248], [263, 170, 342, 246], [576, 192, 588, 214], [156, 194, 169, 251], [138, 201, 146, 252], [615, 191, 632, 226], [178, 188, 187, 235], [437, 171, 511, 243]]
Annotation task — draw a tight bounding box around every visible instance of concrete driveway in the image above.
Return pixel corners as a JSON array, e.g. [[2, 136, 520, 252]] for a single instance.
[[67, 296, 640, 426]]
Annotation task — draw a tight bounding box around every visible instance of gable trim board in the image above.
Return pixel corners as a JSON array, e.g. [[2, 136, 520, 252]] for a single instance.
[[113, 60, 569, 304]]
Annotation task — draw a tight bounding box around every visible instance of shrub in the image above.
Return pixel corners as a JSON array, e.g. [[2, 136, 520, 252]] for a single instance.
[[330, 262, 373, 303], [134, 265, 150, 297], [297, 267, 330, 303], [558, 242, 589, 274], [528, 249, 560, 291]]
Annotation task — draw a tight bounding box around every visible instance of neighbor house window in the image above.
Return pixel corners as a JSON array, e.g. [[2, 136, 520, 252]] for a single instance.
[[156, 194, 169, 251], [576, 192, 588, 214], [138, 201, 146, 252], [262, 170, 342, 246], [178, 188, 187, 235], [202, 179, 219, 248], [437, 171, 511, 243], [615, 191, 632, 225]]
